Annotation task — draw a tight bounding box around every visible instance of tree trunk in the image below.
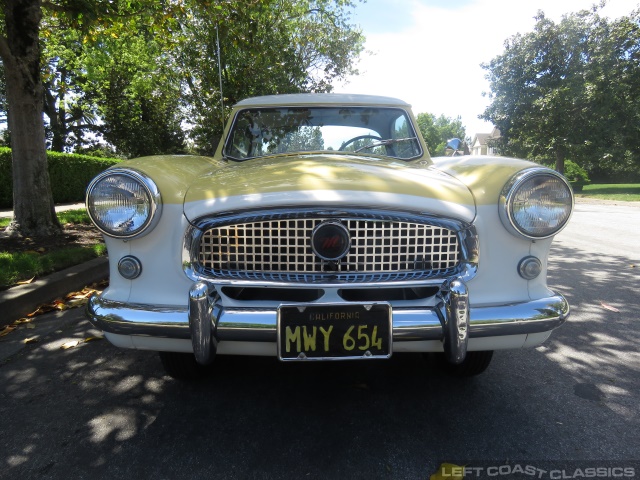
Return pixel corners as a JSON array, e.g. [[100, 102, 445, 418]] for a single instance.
[[43, 80, 65, 152], [44, 66, 67, 152], [1, 0, 61, 237], [555, 148, 565, 175]]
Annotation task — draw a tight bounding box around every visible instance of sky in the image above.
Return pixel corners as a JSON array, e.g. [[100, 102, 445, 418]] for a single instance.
[[333, 0, 639, 138]]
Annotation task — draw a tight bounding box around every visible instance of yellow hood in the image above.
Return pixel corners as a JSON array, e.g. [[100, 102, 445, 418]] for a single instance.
[[183, 155, 476, 222]]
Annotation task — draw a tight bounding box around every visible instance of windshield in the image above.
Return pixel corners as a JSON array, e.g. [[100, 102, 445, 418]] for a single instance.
[[223, 106, 423, 161]]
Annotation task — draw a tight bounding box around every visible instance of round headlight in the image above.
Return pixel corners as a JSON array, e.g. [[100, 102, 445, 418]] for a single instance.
[[500, 168, 573, 239], [86, 168, 162, 238]]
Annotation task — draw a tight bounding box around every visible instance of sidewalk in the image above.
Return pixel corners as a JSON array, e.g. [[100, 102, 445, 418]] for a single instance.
[[0, 202, 85, 218], [0, 203, 108, 327]]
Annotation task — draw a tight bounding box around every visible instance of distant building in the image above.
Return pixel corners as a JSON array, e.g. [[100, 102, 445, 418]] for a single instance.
[[471, 127, 501, 156]]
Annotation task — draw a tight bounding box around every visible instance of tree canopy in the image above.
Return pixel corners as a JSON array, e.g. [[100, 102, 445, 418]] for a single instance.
[[415, 112, 466, 156], [0, 0, 364, 237], [480, 4, 640, 180], [180, 1, 365, 153], [11, 0, 365, 156]]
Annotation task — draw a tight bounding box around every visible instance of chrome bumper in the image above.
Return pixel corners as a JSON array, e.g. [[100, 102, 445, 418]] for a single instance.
[[87, 280, 570, 365]]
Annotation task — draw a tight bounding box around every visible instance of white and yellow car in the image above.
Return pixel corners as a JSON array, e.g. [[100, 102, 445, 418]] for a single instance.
[[86, 94, 573, 378]]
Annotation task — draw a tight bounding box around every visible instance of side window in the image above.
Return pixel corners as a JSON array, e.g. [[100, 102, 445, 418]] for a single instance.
[[392, 115, 410, 139], [227, 116, 252, 159], [226, 112, 274, 159], [391, 113, 421, 158]]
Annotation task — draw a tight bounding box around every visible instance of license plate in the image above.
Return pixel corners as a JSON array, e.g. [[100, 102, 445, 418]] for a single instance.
[[277, 303, 392, 361]]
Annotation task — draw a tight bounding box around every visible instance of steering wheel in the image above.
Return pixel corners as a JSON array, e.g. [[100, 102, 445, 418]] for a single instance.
[[339, 134, 383, 151]]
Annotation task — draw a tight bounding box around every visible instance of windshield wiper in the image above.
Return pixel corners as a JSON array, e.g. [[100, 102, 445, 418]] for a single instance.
[[354, 137, 418, 153]]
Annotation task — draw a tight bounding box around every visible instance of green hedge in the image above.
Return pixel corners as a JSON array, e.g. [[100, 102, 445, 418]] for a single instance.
[[0, 147, 121, 208]]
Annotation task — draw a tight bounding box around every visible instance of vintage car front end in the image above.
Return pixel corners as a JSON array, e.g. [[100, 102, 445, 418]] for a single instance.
[[86, 94, 572, 378]]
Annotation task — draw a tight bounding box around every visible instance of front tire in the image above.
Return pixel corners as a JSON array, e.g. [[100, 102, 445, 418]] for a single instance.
[[435, 350, 494, 377], [159, 352, 211, 380]]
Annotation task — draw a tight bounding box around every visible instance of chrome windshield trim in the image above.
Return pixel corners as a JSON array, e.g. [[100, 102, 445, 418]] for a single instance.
[[222, 106, 423, 162]]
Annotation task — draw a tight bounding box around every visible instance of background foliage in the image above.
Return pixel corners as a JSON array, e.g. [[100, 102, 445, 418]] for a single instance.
[[0, 147, 120, 208], [3, 1, 640, 187], [481, 5, 640, 181], [1, 0, 365, 158], [415, 113, 467, 156]]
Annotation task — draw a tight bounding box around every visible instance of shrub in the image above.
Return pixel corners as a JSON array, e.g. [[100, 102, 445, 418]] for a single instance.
[[563, 160, 591, 192], [535, 158, 591, 191], [0, 147, 121, 208]]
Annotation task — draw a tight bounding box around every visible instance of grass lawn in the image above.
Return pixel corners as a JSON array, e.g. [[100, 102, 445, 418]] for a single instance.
[[577, 184, 640, 201], [1, 209, 105, 289], [0, 244, 107, 289]]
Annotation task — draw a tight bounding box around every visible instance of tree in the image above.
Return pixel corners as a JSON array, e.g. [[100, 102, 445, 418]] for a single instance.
[[38, 2, 189, 155], [0, 60, 7, 125], [1, 1, 364, 237], [277, 127, 324, 153], [83, 32, 186, 157], [1, 0, 61, 237], [40, 25, 99, 152], [34, 1, 363, 156], [180, 0, 364, 153], [582, 8, 640, 181], [415, 112, 466, 156], [1, 0, 202, 237], [481, 5, 640, 178]]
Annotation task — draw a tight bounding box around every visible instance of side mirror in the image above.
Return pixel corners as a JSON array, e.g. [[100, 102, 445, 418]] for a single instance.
[[446, 138, 462, 151], [445, 138, 464, 156]]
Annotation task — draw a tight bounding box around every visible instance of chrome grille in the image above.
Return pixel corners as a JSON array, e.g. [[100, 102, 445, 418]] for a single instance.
[[196, 215, 461, 282]]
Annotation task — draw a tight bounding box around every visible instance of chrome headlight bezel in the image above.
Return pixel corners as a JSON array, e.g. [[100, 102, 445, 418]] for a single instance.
[[499, 168, 574, 240], [86, 168, 162, 239]]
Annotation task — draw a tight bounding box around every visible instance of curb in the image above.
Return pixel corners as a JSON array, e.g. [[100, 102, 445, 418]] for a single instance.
[[0, 257, 109, 328]]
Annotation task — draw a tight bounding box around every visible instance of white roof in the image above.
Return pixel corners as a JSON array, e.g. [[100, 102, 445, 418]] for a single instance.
[[234, 93, 411, 108]]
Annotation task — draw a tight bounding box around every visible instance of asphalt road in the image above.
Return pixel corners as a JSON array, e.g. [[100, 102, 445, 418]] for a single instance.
[[1, 200, 638, 480]]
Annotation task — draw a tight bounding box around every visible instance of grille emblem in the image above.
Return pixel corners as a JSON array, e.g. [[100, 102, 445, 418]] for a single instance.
[[311, 221, 351, 261]]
